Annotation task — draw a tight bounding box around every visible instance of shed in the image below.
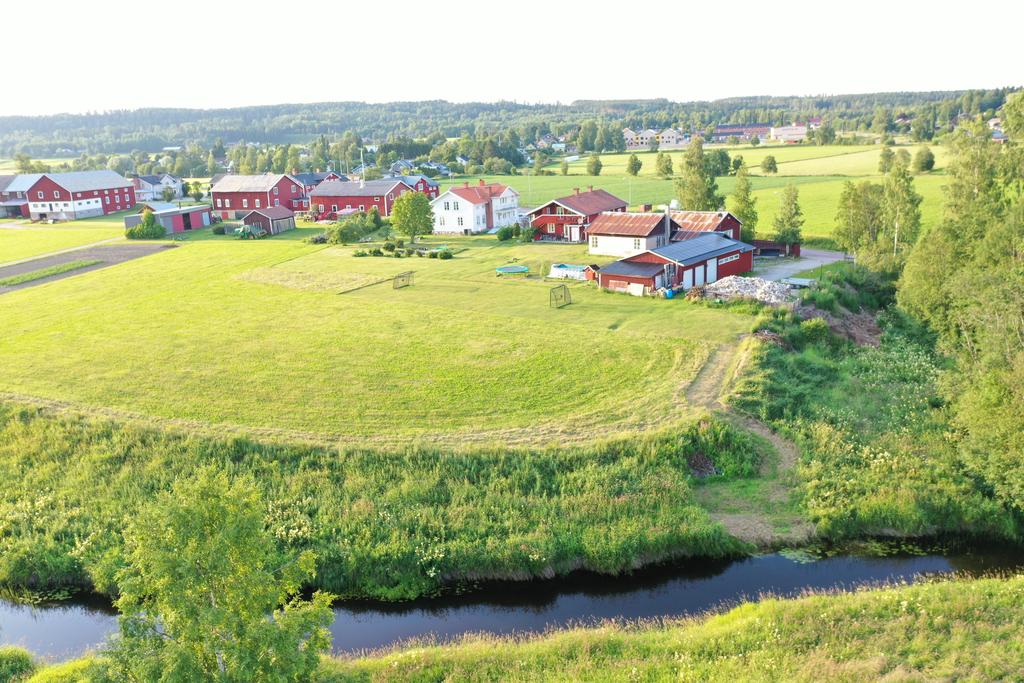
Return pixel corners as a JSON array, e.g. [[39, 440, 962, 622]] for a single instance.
[[124, 204, 212, 234], [243, 206, 296, 235]]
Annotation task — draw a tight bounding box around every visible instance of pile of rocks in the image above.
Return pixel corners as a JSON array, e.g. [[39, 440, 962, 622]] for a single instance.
[[703, 276, 793, 305]]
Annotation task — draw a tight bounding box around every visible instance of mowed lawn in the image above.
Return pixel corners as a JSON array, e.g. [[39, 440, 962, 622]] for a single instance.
[[0, 211, 132, 264], [0, 233, 750, 446]]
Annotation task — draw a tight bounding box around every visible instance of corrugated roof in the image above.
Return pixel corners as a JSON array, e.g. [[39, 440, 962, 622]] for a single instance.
[[535, 188, 627, 217], [244, 206, 294, 220], [394, 174, 439, 188], [669, 211, 737, 236], [5, 174, 42, 192], [294, 171, 348, 186], [598, 261, 665, 278], [43, 171, 131, 192], [0, 175, 15, 192], [587, 212, 671, 237], [212, 173, 296, 193], [138, 202, 178, 212], [448, 182, 511, 205], [649, 233, 754, 266], [311, 179, 406, 198]]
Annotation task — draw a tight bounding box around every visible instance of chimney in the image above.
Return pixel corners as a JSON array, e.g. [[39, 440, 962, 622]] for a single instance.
[[463, 181, 470, 188], [587, 185, 593, 192], [664, 205, 672, 245], [479, 179, 485, 186], [573, 187, 580, 194]]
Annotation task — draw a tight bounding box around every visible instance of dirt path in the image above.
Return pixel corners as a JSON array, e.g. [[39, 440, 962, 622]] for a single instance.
[[685, 341, 812, 546], [0, 243, 174, 294], [0, 236, 124, 268]]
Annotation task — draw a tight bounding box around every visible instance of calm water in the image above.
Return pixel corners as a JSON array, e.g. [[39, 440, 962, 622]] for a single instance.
[[2, 545, 1020, 661]]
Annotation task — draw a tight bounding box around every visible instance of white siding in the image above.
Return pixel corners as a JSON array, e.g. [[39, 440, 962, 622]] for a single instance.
[[588, 234, 661, 257]]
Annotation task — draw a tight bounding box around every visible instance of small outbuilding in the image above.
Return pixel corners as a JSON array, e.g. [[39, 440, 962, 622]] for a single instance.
[[124, 204, 212, 234], [242, 206, 296, 235]]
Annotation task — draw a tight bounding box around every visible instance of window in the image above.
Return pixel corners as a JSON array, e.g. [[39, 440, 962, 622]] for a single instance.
[[319, 204, 325, 212], [291, 185, 296, 192], [273, 187, 279, 195], [76, 193, 82, 198], [439, 217, 445, 227], [633, 238, 641, 250], [242, 199, 249, 208], [443, 201, 450, 210], [591, 236, 598, 248], [255, 199, 261, 208], [359, 204, 365, 211], [105, 196, 110, 205], [453, 201, 459, 210], [225, 199, 231, 208], [331, 204, 338, 212], [53, 190, 60, 199], [37, 191, 43, 199], [457, 217, 463, 227], [374, 196, 381, 201], [718, 253, 740, 265], [216, 198, 222, 207], [547, 225, 555, 234], [274, 199, 279, 207]]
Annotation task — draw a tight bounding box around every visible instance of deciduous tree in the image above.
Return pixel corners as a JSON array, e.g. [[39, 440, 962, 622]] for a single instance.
[[759, 155, 777, 174], [390, 191, 433, 242], [729, 163, 758, 241], [586, 154, 603, 176], [772, 185, 803, 246], [675, 138, 721, 210], [626, 154, 642, 176]]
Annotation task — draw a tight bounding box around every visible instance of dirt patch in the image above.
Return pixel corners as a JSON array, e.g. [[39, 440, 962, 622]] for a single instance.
[[796, 304, 881, 347], [0, 243, 174, 294]]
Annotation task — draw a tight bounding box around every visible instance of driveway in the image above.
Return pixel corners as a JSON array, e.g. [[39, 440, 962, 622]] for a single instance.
[[0, 243, 175, 294], [752, 248, 847, 281]]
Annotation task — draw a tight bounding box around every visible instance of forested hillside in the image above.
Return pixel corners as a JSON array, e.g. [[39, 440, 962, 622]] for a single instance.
[[0, 89, 1014, 155]]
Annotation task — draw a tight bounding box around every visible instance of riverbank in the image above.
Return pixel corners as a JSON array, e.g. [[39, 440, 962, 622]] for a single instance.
[[9, 572, 1024, 681]]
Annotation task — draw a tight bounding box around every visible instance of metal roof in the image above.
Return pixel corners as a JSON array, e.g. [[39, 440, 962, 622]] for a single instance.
[[649, 233, 754, 266], [5, 174, 43, 192], [599, 261, 666, 277], [669, 210, 738, 235], [212, 173, 297, 193], [587, 212, 671, 237], [244, 206, 294, 220], [0, 175, 15, 192], [43, 171, 131, 192], [530, 188, 627, 217], [311, 179, 406, 197]]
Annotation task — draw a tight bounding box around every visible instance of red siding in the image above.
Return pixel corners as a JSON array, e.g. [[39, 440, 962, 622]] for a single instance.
[[27, 176, 135, 218], [312, 185, 411, 217], [717, 250, 753, 277], [213, 176, 304, 219], [530, 201, 625, 241]]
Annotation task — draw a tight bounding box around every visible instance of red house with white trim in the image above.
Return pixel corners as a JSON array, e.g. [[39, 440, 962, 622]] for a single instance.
[[211, 173, 305, 219], [669, 210, 742, 241], [25, 171, 136, 220], [310, 179, 414, 217], [598, 232, 755, 294], [528, 187, 627, 242]]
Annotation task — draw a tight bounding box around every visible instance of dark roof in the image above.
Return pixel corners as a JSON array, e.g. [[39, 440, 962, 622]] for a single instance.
[[294, 171, 348, 186], [598, 261, 666, 278], [394, 174, 439, 188], [244, 206, 294, 220], [587, 212, 672, 237], [311, 179, 406, 197], [209, 173, 228, 185], [669, 211, 737, 238], [539, 188, 627, 217], [137, 174, 174, 185], [649, 233, 754, 266]]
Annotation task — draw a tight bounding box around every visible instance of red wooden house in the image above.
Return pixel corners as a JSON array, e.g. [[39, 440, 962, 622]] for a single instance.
[[528, 187, 627, 242], [669, 211, 742, 241], [309, 179, 413, 217], [598, 232, 754, 294], [24, 171, 136, 220], [0, 175, 30, 217], [211, 173, 305, 219]]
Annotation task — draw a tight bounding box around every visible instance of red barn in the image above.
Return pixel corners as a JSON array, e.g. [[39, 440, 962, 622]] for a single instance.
[[392, 174, 440, 199], [124, 204, 212, 234], [309, 179, 413, 217], [211, 173, 305, 219], [598, 232, 754, 294], [528, 187, 627, 242], [669, 211, 743, 241], [25, 171, 135, 220], [0, 175, 30, 217]]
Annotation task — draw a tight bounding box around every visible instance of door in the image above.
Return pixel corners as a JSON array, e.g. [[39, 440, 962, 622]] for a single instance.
[[683, 269, 693, 290], [694, 265, 705, 286], [182, 213, 193, 231], [706, 257, 717, 283]]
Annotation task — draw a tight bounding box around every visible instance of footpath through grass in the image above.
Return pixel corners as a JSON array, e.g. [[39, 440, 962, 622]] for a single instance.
[[0, 259, 100, 287], [13, 574, 1024, 681]]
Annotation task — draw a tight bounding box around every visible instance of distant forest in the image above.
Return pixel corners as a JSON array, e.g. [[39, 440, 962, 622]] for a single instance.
[[0, 89, 1016, 156]]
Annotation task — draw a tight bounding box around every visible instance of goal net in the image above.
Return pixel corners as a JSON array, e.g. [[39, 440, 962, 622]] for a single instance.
[[393, 271, 414, 289], [549, 284, 572, 308]]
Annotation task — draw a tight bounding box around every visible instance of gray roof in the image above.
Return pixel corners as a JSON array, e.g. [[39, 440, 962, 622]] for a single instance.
[[137, 174, 178, 185], [5, 174, 43, 192], [650, 233, 754, 266], [211, 173, 297, 193], [0, 175, 15, 192], [310, 179, 406, 198], [244, 206, 294, 220], [293, 171, 348, 186], [44, 170, 131, 192], [394, 174, 439, 188], [599, 261, 666, 278], [138, 202, 179, 212]]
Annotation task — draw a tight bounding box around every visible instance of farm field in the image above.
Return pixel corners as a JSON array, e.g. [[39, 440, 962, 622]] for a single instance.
[[445, 143, 947, 242], [0, 231, 751, 446], [0, 210, 135, 264]]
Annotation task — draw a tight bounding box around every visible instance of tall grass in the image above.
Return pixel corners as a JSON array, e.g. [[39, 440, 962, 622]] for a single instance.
[[0, 402, 756, 600]]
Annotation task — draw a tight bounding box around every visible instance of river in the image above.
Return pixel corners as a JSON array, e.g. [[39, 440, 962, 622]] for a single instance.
[[1, 543, 1020, 662]]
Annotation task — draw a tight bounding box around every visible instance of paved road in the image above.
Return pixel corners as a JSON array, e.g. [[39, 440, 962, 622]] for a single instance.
[[752, 248, 848, 281], [0, 243, 174, 294]]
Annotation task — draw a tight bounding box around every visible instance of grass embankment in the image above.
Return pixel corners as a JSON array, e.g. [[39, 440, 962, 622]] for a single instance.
[[11, 574, 1024, 681], [0, 237, 748, 446], [0, 402, 760, 601], [729, 264, 1021, 540], [0, 260, 101, 287]]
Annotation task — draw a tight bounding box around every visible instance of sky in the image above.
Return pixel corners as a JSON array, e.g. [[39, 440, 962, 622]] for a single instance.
[[2, 0, 1022, 117]]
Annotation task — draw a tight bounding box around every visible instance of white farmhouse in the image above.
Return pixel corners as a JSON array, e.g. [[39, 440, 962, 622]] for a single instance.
[[132, 174, 183, 201], [587, 212, 674, 257], [431, 180, 519, 235]]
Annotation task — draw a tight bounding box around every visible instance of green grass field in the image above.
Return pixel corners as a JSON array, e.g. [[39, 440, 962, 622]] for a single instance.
[[442, 143, 946, 242], [0, 259, 101, 286], [0, 233, 750, 446], [0, 211, 134, 264]]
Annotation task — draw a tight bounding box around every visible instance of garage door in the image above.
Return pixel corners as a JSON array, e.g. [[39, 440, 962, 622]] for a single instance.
[[683, 269, 693, 290], [694, 265, 705, 286], [706, 258, 717, 283]]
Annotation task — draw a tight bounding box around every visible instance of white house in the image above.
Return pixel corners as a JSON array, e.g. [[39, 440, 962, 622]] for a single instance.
[[770, 124, 808, 143], [132, 174, 183, 201], [431, 180, 519, 235], [586, 211, 675, 257]]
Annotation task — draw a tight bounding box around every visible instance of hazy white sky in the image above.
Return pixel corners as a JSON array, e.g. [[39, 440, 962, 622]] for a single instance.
[[3, 0, 1021, 116]]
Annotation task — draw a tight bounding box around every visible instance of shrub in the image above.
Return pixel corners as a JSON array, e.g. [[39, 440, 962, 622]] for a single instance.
[[396, 239, 404, 249], [125, 210, 165, 240], [427, 250, 439, 259], [519, 227, 538, 243], [512, 225, 521, 238], [0, 646, 35, 681], [305, 232, 327, 244], [353, 250, 368, 257], [495, 226, 515, 241], [369, 248, 383, 256], [438, 250, 453, 260], [382, 241, 396, 252], [404, 248, 415, 256], [212, 224, 226, 236]]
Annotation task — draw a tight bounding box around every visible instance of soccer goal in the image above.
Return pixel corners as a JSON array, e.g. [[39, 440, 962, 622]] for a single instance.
[[393, 271, 414, 289], [549, 284, 572, 308]]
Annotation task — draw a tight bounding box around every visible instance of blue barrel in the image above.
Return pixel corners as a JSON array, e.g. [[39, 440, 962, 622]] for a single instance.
[[665, 288, 675, 299]]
